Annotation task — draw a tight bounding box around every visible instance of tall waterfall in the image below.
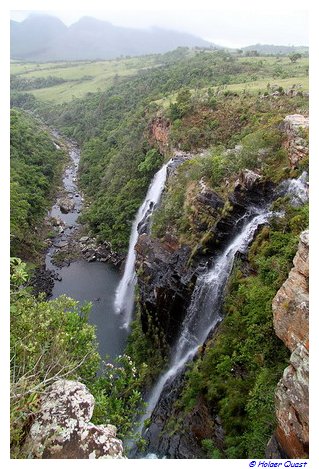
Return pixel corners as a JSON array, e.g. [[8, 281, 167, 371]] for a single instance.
[[138, 208, 273, 433], [114, 160, 173, 328]]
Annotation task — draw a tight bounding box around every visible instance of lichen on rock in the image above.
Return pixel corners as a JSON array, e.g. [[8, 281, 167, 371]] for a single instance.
[[24, 379, 124, 459]]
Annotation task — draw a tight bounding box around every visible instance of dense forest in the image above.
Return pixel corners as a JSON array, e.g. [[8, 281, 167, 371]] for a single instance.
[[10, 109, 65, 260], [10, 46, 309, 459]]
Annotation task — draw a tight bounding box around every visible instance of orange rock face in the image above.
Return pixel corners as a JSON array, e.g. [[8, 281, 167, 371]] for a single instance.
[[273, 230, 309, 352], [149, 116, 170, 154], [271, 230, 309, 458]]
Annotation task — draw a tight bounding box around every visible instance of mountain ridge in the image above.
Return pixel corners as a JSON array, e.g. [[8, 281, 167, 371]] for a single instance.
[[10, 14, 214, 61]]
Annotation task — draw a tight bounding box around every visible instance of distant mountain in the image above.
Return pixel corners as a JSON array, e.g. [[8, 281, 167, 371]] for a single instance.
[[10, 14, 212, 61], [242, 44, 308, 55]]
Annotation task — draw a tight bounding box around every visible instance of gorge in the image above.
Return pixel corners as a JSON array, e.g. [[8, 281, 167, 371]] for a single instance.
[[10, 46, 309, 460]]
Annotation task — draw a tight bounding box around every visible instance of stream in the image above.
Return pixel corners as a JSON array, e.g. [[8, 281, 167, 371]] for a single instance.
[[45, 134, 128, 360]]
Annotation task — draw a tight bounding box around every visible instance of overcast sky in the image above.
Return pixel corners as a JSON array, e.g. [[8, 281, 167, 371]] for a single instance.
[[10, 1, 308, 49]]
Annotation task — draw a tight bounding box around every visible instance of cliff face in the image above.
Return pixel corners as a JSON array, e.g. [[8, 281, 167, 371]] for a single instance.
[[135, 233, 195, 349], [149, 116, 171, 155], [24, 380, 124, 459], [283, 114, 309, 168], [268, 230, 309, 458]]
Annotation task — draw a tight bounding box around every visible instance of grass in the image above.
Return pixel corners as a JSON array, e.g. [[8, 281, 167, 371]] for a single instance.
[[10, 55, 162, 104], [11, 54, 308, 106], [153, 56, 309, 108]]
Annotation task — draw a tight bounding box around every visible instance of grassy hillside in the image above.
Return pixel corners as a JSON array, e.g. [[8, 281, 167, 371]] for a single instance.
[[10, 55, 162, 103], [11, 49, 308, 253], [11, 52, 308, 105]]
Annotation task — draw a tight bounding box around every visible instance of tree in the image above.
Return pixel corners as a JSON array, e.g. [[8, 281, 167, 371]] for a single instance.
[[289, 52, 302, 63]]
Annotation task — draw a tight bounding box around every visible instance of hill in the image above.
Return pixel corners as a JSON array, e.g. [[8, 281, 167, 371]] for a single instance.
[[10, 14, 212, 61], [242, 43, 308, 55]]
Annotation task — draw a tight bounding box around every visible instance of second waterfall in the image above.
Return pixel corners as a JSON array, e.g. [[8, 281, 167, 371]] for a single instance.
[[114, 159, 173, 328]]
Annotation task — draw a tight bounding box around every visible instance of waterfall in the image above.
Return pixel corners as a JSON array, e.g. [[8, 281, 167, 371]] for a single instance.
[[114, 160, 173, 328], [277, 171, 308, 206], [138, 207, 273, 434]]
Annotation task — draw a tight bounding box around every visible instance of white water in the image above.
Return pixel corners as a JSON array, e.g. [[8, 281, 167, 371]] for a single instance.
[[138, 208, 273, 433], [114, 160, 173, 328], [277, 171, 308, 206]]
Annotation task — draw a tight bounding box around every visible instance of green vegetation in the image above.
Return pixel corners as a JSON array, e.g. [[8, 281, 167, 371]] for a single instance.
[[152, 112, 302, 247], [10, 55, 162, 104], [12, 49, 306, 253], [10, 47, 309, 459], [10, 109, 65, 260], [10, 258, 144, 457], [175, 203, 308, 458]]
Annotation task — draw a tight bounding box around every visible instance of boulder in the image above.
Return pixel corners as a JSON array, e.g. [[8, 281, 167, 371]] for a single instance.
[[58, 197, 75, 214], [25, 380, 124, 459]]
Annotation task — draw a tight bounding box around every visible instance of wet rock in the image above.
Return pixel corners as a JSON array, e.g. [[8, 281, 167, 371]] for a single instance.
[[58, 197, 75, 214], [135, 233, 195, 348], [30, 266, 55, 298], [141, 368, 212, 459], [51, 217, 63, 227], [24, 380, 124, 459], [53, 240, 69, 249]]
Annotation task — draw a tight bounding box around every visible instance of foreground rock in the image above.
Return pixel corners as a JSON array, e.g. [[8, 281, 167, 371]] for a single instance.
[[267, 230, 309, 458], [24, 380, 124, 459]]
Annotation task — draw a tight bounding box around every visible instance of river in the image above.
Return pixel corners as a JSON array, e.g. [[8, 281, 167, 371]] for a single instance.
[[45, 134, 128, 360]]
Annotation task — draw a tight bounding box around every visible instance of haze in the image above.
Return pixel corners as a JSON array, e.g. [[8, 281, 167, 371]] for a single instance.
[[11, 5, 308, 49]]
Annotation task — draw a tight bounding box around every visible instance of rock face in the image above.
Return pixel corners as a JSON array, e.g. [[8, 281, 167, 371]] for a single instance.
[[25, 380, 124, 459], [135, 233, 195, 348], [275, 342, 309, 458], [143, 370, 211, 459], [149, 116, 170, 154], [204, 171, 274, 254], [273, 230, 309, 351], [269, 230, 309, 458], [283, 114, 309, 168]]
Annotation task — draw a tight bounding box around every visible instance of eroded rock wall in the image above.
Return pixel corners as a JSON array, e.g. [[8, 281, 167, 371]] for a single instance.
[[268, 230, 309, 458], [283, 114, 309, 168]]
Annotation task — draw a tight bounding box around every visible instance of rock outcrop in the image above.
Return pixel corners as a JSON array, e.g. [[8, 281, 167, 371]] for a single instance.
[[135, 233, 195, 348], [24, 380, 124, 459], [283, 114, 309, 168], [273, 230, 309, 351], [149, 116, 170, 154], [268, 230, 309, 458]]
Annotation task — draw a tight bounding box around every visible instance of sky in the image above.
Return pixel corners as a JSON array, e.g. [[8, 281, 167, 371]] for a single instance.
[[9, 0, 309, 49]]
